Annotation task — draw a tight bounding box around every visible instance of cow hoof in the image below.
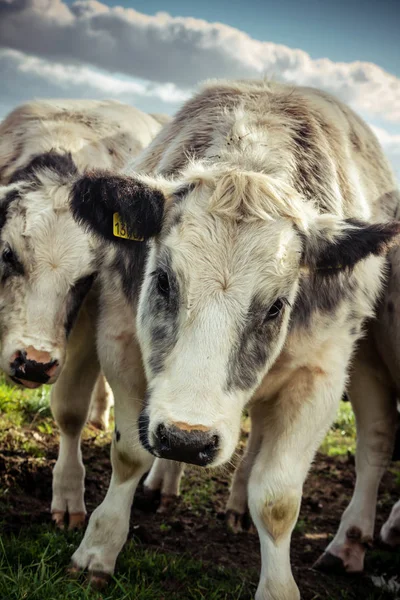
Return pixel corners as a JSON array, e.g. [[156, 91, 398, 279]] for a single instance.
[[88, 570, 111, 590], [69, 512, 86, 530], [226, 509, 255, 534], [88, 418, 108, 431], [315, 526, 371, 574], [52, 511, 65, 529], [380, 526, 400, 548], [157, 494, 178, 514], [313, 552, 348, 574]]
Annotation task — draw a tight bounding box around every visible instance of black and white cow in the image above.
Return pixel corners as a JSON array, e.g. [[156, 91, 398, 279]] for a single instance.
[[70, 80, 400, 599], [0, 99, 167, 529]]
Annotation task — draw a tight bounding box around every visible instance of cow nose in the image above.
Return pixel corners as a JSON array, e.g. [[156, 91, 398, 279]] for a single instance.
[[154, 423, 219, 466], [10, 346, 59, 384]]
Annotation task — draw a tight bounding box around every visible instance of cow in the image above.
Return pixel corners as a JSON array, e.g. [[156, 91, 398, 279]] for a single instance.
[[381, 499, 400, 547], [69, 79, 400, 599], [0, 99, 167, 529]]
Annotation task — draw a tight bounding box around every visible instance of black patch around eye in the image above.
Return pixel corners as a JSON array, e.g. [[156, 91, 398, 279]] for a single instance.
[[265, 299, 284, 321], [2, 247, 14, 264], [1, 245, 24, 282], [64, 273, 97, 337], [227, 297, 285, 391], [140, 251, 180, 376], [156, 269, 170, 298]]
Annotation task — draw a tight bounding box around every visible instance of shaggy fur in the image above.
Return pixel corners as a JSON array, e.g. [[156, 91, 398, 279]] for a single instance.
[[70, 80, 400, 600], [0, 98, 168, 529]]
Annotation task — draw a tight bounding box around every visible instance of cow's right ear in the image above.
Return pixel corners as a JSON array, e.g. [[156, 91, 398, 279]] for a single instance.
[[70, 171, 166, 245]]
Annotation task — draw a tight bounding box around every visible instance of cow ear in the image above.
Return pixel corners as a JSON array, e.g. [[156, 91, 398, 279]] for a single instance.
[[303, 217, 400, 274], [70, 171, 166, 245]]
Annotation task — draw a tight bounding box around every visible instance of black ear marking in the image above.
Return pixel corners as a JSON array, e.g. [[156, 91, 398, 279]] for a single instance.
[[70, 171, 165, 245], [305, 219, 400, 275]]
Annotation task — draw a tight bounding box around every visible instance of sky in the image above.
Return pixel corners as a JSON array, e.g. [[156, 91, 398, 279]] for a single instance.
[[0, 0, 399, 176]]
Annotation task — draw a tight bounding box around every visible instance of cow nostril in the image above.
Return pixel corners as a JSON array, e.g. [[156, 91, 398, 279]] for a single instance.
[[203, 435, 219, 455], [10, 350, 26, 369], [156, 424, 169, 446], [210, 435, 219, 448]]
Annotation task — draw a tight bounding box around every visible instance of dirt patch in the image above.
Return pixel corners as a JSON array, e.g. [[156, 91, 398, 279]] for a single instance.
[[0, 427, 399, 599]]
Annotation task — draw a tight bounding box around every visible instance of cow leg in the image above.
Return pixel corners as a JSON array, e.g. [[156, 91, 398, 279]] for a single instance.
[[70, 337, 153, 585], [143, 459, 184, 513], [51, 307, 100, 530], [226, 405, 263, 533], [248, 367, 343, 600], [88, 373, 114, 430], [381, 499, 400, 547], [315, 338, 397, 573]]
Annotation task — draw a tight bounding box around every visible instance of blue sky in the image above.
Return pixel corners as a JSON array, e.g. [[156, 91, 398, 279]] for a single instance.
[[64, 0, 400, 77], [1, 0, 399, 175]]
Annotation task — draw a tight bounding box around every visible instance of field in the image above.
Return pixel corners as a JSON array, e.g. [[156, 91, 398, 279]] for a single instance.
[[0, 379, 399, 600]]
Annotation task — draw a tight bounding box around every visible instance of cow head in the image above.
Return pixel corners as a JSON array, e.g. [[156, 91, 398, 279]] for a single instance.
[[71, 163, 400, 467], [0, 152, 98, 388]]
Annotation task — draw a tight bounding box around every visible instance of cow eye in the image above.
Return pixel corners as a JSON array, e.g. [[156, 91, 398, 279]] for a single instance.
[[2, 246, 15, 264], [157, 269, 170, 298], [265, 298, 284, 321]]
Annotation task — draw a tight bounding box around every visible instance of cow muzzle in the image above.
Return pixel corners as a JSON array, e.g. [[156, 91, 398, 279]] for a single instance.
[[151, 422, 219, 466], [10, 346, 59, 388]]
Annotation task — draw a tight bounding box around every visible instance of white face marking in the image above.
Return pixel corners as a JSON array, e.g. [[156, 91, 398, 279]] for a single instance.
[[0, 182, 97, 384], [137, 179, 303, 466]]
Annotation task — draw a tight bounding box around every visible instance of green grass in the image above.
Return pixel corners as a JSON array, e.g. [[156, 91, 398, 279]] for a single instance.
[[319, 401, 356, 456], [1, 378, 397, 600], [0, 527, 256, 600], [0, 377, 51, 424]]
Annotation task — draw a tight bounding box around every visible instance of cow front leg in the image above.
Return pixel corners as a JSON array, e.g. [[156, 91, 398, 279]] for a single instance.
[[70, 376, 153, 586], [315, 340, 397, 573], [226, 405, 263, 533], [249, 367, 343, 600], [143, 458, 185, 513], [381, 499, 400, 547], [51, 310, 100, 530], [88, 373, 114, 430]]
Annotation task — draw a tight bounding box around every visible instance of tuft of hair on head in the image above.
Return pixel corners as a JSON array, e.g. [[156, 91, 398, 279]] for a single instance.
[[208, 169, 315, 230], [70, 170, 166, 245]]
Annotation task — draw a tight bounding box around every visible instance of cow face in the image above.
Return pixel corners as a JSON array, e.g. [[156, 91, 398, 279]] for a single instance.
[[71, 165, 400, 467], [0, 158, 97, 388]]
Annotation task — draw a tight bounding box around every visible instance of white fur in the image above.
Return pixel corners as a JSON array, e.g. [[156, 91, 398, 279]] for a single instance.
[[72, 80, 400, 598], [0, 99, 166, 526]]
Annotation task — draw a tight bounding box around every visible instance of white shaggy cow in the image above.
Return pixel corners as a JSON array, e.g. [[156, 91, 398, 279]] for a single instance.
[[0, 99, 167, 528], [70, 80, 400, 599]]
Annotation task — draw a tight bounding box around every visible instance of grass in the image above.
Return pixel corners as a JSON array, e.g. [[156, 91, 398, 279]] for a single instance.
[[1, 377, 398, 600], [0, 527, 255, 600], [319, 401, 356, 456]]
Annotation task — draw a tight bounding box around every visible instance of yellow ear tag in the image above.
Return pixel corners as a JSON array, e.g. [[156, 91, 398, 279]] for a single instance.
[[113, 213, 144, 241]]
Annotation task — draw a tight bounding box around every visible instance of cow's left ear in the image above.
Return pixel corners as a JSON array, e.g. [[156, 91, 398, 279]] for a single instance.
[[302, 217, 400, 274], [70, 171, 168, 245]]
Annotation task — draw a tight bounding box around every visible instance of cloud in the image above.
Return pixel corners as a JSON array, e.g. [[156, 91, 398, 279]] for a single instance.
[[0, 47, 189, 117], [1, 0, 400, 125], [371, 125, 400, 178]]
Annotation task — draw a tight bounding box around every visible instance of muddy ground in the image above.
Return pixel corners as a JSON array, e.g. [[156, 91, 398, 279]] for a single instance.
[[0, 424, 399, 599]]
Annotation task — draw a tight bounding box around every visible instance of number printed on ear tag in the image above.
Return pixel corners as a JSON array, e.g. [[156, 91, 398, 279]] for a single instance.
[[113, 213, 144, 241]]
